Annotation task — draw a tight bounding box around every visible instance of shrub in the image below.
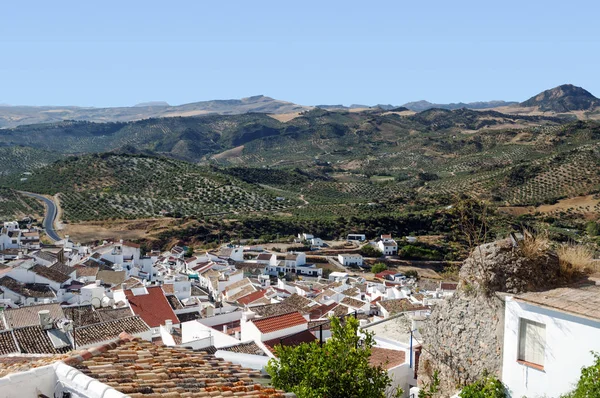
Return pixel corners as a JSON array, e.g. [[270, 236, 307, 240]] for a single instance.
[[371, 263, 387, 274], [360, 245, 383, 258], [560, 352, 600, 398], [459, 374, 506, 398], [404, 270, 419, 280]]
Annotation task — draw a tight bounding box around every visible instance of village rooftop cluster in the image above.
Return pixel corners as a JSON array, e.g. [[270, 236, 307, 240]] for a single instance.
[[0, 220, 599, 397]]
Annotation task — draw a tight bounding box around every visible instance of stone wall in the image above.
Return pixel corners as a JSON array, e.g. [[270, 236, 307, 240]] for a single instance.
[[417, 239, 561, 396]]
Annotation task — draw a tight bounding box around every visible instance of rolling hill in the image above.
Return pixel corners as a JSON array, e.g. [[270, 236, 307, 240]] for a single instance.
[[0, 154, 298, 221], [0, 95, 311, 129]]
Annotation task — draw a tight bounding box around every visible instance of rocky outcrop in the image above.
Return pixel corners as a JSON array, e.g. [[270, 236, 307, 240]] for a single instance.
[[417, 239, 561, 396]]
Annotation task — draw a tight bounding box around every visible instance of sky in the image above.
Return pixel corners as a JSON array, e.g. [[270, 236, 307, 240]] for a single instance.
[[1, 1, 599, 107]]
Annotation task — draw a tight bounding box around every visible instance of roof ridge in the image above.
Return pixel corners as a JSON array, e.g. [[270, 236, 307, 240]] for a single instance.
[[252, 310, 303, 323], [62, 332, 137, 366]]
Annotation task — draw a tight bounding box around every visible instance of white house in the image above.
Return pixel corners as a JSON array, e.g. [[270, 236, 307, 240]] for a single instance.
[[298, 233, 314, 241], [285, 252, 306, 268], [502, 286, 600, 398], [310, 238, 325, 247], [338, 253, 363, 267], [240, 310, 309, 345], [377, 238, 398, 256], [347, 234, 366, 242]]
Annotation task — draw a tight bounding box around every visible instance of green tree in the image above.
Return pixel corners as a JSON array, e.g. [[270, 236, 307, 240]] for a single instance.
[[266, 316, 402, 398], [360, 245, 383, 258], [371, 263, 388, 274], [586, 221, 600, 237], [184, 246, 194, 257], [561, 352, 600, 398]]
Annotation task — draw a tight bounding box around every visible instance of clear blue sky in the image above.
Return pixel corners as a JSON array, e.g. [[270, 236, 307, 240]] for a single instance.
[[1, 0, 598, 107]]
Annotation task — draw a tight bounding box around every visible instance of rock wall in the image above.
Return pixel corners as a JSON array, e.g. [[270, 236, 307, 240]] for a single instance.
[[417, 239, 561, 396]]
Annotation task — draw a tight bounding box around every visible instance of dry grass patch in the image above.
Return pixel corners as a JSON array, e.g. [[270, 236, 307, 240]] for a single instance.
[[557, 244, 596, 278], [518, 230, 550, 259]]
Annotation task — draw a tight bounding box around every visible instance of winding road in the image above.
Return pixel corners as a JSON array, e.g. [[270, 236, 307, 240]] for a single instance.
[[20, 192, 61, 242]]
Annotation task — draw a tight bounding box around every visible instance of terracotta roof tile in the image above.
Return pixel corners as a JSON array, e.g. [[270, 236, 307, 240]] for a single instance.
[[0, 330, 19, 355], [96, 270, 126, 286], [263, 329, 317, 355], [31, 264, 70, 284], [369, 347, 406, 369], [69, 336, 289, 397], [74, 316, 150, 346], [125, 286, 179, 328], [378, 298, 427, 315], [252, 311, 307, 334], [340, 297, 368, 309], [166, 295, 184, 310], [13, 325, 72, 354], [0, 276, 55, 299], [4, 303, 65, 329], [63, 305, 102, 327], [75, 266, 99, 278], [238, 289, 267, 305], [95, 307, 134, 322], [220, 341, 268, 356]]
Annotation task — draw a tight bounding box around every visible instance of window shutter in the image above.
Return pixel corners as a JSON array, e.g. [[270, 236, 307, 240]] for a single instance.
[[518, 319, 546, 366]]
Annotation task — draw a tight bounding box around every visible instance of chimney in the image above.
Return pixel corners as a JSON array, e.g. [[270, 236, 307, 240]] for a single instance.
[[165, 319, 173, 334], [95, 280, 101, 287], [222, 324, 228, 334], [17, 251, 23, 259], [241, 310, 255, 322], [120, 239, 124, 244], [206, 306, 214, 318], [234, 331, 240, 340], [38, 310, 52, 330]]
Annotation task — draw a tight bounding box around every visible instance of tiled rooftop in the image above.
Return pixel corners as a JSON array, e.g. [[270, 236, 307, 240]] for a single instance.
[[121, 277, 143, 290], [125, 286, 179, 328], [369, 347, 406, 370], [515, 284, 600, 321], [13, 325, 72, 354], [0, 276, 55, 299], [96, 306, 135, 322], [238, 289, 267, 305], [31, 264, 70, 284], [378, 298, 427, 315], [0, 330, 19, 355], [4, 303, 65, 329], [96, 270, 127, 286], [68, 335, 290, 397], [340, 297, 367, 309], [49, 262, 76, 276], [252, 311, 307, 334], [220, 341, 268, 356], [74, 316, 150, 346], [75, 266, 99, 278], [63, 305, 102, 327], [166, 295, 184, 310], [263, 329, 317, 355]]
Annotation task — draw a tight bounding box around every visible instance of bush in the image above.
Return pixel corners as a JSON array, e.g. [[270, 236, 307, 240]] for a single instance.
[[560, 352, 600, 398], [371, 263, 387, 274], [459, 374, 506, 398], [558, 243, 596, 278], [360, 245, 383, 258], [404, 270, 419, 280]]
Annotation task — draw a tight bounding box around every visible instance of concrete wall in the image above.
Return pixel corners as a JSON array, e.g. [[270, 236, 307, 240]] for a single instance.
[[502, 297, 600, 398]]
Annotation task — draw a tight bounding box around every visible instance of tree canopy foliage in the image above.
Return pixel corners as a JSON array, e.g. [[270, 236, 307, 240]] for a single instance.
[[266, 316, 402, 398]]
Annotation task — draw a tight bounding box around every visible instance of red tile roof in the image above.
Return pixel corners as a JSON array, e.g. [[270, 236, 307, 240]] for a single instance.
[[369, 347, 406, 369], [124, 286, 178, 328], [238, 289, 267, 305], [252, 311, 307, 334], [263, 329, 317, 355], [375, 270, 397, 279], [309, 302, 339, 319], [441, 282, 458, 291]]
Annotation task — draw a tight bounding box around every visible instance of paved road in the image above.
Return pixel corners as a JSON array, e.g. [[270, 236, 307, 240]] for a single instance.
[[20, 192, 61, 242]]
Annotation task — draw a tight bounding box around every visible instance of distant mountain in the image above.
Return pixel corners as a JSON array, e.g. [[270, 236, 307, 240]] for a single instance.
[[0, 95, 311, 128], [133, 101, 170, 107], [520, 84, 599, 112], [402, 100, 517, 112]]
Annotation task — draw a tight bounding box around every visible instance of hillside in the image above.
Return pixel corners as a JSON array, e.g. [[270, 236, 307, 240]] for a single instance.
[[0, 154, 297, 221], [0, 188, 44, 221], [0, 95, 311, 129], [402, 100, 517, 112], [520, 84, 600, 112]]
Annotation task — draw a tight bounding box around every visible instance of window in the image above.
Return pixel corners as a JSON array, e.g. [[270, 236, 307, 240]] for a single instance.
[[518, 318, 546, 368]]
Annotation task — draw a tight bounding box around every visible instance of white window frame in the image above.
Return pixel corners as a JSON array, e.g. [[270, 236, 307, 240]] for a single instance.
[[518, 318, 546, 368]]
